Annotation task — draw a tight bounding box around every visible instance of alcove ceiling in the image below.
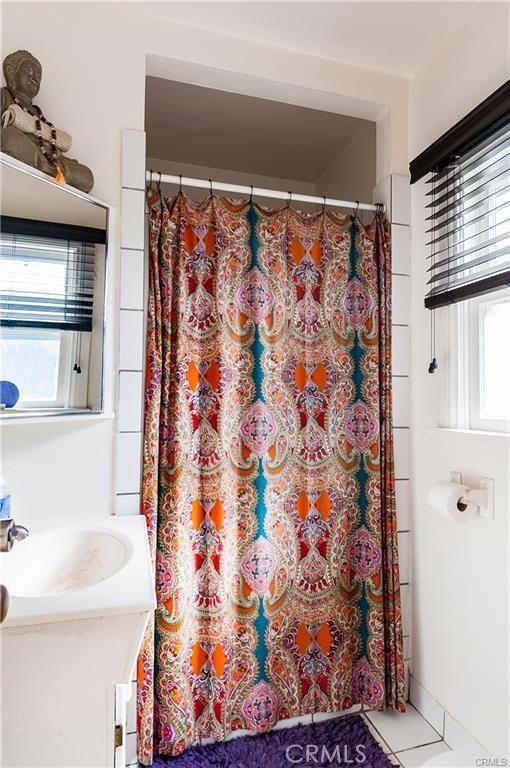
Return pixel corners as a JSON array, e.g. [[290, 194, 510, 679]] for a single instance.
[[145, 77, 375, 182]]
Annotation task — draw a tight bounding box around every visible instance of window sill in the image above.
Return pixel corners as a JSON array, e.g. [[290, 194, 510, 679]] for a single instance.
[[0, 409, 115, 426], [428, 427, 510, 442]]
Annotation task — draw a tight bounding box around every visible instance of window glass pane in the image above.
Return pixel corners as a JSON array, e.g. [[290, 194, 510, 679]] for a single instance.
[[0, 329, 60, 403], [480, 298, 510, 420]]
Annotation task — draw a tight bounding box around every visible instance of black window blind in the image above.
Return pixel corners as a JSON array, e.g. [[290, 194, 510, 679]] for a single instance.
[[425, 123, 510, 309], [409, 79, 510, 310], [0, 231, 96, 332]]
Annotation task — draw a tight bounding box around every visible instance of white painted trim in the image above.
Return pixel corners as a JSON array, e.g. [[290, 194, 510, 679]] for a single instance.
[[428, 428, 510, 442], [0, 410, 114, 426], [146, 56, 386, 123]]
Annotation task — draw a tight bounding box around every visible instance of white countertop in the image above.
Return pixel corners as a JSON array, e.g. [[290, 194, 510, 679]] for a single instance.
[[0, 515, 156, 629]]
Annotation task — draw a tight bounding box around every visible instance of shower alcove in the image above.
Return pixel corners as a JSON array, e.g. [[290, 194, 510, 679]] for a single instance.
[[116, 62, 411, 766], [144, 75, 377, 213]]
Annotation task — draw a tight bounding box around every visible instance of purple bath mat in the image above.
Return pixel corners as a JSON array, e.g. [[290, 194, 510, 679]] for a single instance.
[[152, 713, 393, 767]]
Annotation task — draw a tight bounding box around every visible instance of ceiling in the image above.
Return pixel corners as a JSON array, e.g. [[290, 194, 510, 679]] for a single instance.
[[131, 1, 477, 78], [145, 77, 375, 181]]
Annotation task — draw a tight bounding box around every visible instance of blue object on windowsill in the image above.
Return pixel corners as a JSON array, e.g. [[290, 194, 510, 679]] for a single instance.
[[0, 381, 20, 408]]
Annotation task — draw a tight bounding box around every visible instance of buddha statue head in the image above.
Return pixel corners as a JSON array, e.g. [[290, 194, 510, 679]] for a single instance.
[[1, 49, 94, 192], [3, 49, 42, 100]]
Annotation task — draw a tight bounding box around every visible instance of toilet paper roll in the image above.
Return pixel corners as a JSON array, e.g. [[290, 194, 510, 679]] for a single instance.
[[427, 481, 477, 522]]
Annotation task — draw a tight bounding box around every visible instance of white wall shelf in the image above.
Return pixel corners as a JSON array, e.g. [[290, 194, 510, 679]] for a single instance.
[[0, 411, 115, 426]]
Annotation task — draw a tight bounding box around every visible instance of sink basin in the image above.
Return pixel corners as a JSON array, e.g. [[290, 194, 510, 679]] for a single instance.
[[2, 527, 131, 597], [0, 516, 154, 628], [0, 516, 155, 768]]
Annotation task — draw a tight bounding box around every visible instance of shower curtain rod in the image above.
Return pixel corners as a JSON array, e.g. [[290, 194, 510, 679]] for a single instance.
[[146, 171, 383, 213]]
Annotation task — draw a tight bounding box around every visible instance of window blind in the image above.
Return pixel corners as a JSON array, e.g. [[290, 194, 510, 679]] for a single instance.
[[425, 122, 510, 309], [409, 79, 510, 310], [0, 231, 96, 331]]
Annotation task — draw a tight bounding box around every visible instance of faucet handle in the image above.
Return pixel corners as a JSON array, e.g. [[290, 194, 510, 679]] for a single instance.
[[10, 524, 29, 543], [0, 519, 29, 551]]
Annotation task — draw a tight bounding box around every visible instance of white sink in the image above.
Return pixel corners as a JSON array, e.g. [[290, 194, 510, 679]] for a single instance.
[[3, 528, 132, 597], [0, 516, 155, 768], [0, 515, 155, 627]]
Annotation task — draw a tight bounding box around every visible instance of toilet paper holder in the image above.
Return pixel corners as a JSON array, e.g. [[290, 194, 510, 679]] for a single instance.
[[450, 472, 494, 519]]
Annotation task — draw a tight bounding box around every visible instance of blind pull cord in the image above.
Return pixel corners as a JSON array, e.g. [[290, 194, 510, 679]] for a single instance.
[[429, 178, 438, 373]]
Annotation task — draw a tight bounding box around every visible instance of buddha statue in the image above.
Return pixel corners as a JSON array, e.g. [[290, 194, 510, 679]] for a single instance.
[[1, 50, 94, 193]]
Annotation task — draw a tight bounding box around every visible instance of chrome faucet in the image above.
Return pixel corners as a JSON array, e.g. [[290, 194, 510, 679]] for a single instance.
[[0, 518, 29, 552]]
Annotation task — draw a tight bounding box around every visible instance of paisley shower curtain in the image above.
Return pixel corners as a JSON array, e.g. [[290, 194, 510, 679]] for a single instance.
[[138, 191, 405, 764]]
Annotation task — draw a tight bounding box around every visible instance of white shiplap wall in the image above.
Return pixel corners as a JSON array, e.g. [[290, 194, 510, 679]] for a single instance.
[[373, 174, 412, 682], [117, 131, 412, 760], [117, 130, 146, 767]]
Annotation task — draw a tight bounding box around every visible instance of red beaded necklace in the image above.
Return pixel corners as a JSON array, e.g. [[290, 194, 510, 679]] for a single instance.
[[7, 86, 66, 184]]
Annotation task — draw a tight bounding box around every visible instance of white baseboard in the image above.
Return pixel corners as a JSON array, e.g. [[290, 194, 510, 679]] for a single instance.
[[409, 675, 485, 753]]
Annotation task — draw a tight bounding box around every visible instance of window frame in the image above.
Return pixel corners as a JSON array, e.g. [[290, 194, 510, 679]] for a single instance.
[[0, 326, 90, 410], [449, 288, 510, 434], [469, 291, 510, 432]]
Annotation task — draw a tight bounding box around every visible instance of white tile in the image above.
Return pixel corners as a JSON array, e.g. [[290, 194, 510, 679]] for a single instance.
[[391, 175, 411, 226], [116, 432, 142, 495], [224, 728, 253, 740], [392, 274, 411, 325], [398, 742, 451, 767], [392, 224, 411, 276], [366, 705, 441, 753], [126, 732, 137, 766], [444, 713, 483, 753], [396, 479, 411, 531], [392, 326, 410, 376], [362, 714, 392, 754], [118, 371, 143, 432], [116, 494, 140, 516], [313, 706, 361, 721], [398, 531, 411, 584], [127, 682, 137, 734], [394, 428, 410, 479], [373, 176, 391, 212], [122, 129, 146, 190], [121, 249, 145, 310], [393, 376, 410, 427], [122, 188, 145, 250], [403, 635, 411, 660], [409, 677, 444, 736], [401, 584, 411, 637], [119, 310, 144, 371]]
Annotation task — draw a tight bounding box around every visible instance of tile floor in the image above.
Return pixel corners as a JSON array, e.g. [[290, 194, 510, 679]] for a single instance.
[[364, 704, 451, 766], [127, 704, 452, 767]]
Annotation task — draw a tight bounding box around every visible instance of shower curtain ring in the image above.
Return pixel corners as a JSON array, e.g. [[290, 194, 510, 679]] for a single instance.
[[179, 174, 182, 193], [322, 195, 327, 214], [148, 169, 153, 190], [157, 171, 162, 192], [353, 200, 360, 218], [209, 178, 213, 197], [286, 190, 292, 208], [249, 185, 254, 204]]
